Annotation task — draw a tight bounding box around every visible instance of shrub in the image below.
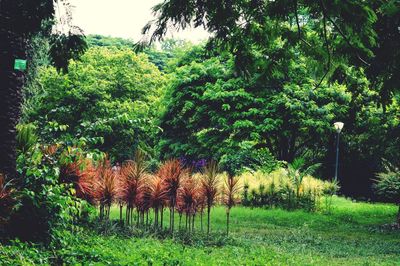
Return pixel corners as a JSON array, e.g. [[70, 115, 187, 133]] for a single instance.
[[4, 124, 92, 244], [10, 148, 79, 243], [374, 162, 400, 225], [240, 168, 338, 211]]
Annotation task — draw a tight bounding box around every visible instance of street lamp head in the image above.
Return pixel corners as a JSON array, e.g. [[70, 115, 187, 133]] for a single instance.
[[334, 122, 344, 133]]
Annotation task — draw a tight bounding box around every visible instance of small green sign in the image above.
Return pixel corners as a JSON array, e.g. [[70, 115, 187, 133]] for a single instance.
[[14, 59, 27, 71]]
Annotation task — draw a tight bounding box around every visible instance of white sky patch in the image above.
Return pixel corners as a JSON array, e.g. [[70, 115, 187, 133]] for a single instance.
[[68, 0, 210, 43]]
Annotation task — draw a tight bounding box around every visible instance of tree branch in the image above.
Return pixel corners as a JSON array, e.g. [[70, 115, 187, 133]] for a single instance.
[[294, 0, 312, 47], [319, 0, 370, 66], [314, 2, 331, 90]]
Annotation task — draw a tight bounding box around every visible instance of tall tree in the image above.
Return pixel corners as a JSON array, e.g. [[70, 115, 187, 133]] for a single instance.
[[141, 0, 400, 102]]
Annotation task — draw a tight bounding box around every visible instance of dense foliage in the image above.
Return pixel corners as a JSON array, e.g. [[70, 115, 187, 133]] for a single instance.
[[25, 47, 166, 162], [374, 162, 400, 225], [0, 2, 399, 266]]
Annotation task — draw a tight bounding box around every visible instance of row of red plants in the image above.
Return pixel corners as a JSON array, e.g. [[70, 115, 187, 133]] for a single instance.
[[61, 150, 241, 235]]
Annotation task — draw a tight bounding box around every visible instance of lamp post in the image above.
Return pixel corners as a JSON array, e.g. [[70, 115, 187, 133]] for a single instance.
[[333, 122, 344, 183]]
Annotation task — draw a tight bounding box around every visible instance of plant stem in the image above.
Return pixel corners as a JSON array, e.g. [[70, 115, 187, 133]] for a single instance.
[[207, 207, 211, 235], [226, 210, 230, 236]]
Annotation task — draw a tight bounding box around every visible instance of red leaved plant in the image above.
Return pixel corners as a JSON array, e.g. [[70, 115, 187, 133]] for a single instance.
[[222, 175, 241, 236], [157, 159, 188, 232], [200, 160, 220, 234], [0, 174, 14, 225]]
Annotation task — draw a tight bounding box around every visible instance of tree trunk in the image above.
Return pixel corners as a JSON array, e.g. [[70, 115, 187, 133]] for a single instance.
[[0, 12, 27, 181]]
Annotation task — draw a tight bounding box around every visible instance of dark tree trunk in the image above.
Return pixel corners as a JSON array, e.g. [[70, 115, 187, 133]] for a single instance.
[[0, 13, 27, 181]]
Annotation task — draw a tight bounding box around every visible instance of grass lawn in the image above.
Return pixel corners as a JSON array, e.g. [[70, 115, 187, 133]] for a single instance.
[[1, 196, 399, 265]]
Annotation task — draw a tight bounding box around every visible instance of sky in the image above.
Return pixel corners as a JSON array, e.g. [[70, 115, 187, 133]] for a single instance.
[[68, 0, 209, 43]]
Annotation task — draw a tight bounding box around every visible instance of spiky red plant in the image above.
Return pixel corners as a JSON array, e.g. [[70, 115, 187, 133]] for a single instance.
[[92, 159, 118, 219], [149, 176, 167, 227], [58, 157, 98, 205], [0, 174, 14, 225], [157, 159, 188, 232], [178, 177, 199, 231], [200, 160, 220, 234], [196, 188, 206, 232], [75, 160, 97, 205], [59, 160, 82, 184], [176, 198, 185, 230], [222, 175, 241, 236], [119, 150, 148, 225], [136, 180, 152, 227]]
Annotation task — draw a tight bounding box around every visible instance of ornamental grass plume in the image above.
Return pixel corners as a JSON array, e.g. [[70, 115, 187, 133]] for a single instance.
[[157, 159, 188, 233], [200, 160, 220, 234]]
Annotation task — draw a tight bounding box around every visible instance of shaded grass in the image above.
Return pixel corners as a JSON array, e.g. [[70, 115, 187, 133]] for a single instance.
[[1, 196, 399, 265]]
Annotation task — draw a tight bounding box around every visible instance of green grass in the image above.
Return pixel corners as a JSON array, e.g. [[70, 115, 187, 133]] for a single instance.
[[1, 196, 399, 265]]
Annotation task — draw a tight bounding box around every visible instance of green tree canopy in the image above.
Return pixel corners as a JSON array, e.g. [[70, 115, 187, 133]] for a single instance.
[[26, 47, 166, 161]]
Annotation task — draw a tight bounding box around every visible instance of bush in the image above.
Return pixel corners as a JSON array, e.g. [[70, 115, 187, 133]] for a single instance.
[[240, 168, 338, 211], [374, 162, 400, 225], [3, 124, 82, 244], [219, 144, 281, 176]]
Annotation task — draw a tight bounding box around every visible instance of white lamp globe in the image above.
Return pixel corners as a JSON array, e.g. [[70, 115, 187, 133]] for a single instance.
[[334, 122, 344, 133]]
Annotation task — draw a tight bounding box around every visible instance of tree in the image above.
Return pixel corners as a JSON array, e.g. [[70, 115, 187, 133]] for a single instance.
[[25, 47, 166, 162], [143, 0, 400, 106], [0, 0, 85, 180], [159, 45, 351, 164]]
